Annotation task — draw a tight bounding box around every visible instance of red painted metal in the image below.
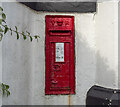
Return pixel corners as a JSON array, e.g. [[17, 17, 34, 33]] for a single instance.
[[45, 15, 75, 95]]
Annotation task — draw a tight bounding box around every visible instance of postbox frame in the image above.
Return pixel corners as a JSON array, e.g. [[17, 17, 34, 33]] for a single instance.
[[45, 15, 75, 95]]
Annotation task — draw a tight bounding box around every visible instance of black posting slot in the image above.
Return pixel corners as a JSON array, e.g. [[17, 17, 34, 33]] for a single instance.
[[49, 30, 71, 36]]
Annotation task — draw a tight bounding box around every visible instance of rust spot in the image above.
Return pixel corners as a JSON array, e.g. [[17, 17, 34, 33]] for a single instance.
[[68, 95, 71, 107]]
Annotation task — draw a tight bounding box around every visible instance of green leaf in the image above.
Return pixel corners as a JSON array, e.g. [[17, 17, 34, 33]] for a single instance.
[[34, 36, 40, 42], [22, 32, 26, 40], [37, 36, 40, 38], [2, 83, 5, 95], [2, 19, 6, 23], [2, 89, 5, 95], [34, 36, 37, 39], [0, 19, 2, 24], [23, 35, 26, 40], [7, 91, 10, 97], [6, 85, 9, 90], [2, 13, 6, 20], [34, 35, 40, 39], [1, 83, 3, 89], [17, 32, 19, 40], [30, 36, 32, 42], [2, 83, 5, 89], [10, 28, 12, 35], [0, 27, 3, 32], [0, 7, 3, 11], [4, 25, 8, 34], [26, 31, 30, 35], [1, 83, 10, 97], [0, 19, 6, 25], [15, 26, 17, 31], [0, 33, 3, 41]]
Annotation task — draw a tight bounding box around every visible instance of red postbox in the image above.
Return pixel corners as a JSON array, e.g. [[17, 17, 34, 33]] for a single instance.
[[45, 15, 75, 95]]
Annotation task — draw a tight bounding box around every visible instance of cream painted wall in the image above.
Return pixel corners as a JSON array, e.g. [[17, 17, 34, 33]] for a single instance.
[[1, 0, 118, 105]]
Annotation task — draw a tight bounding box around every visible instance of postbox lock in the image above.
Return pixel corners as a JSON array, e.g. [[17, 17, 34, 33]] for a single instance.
[[53, 65, 61, 71]]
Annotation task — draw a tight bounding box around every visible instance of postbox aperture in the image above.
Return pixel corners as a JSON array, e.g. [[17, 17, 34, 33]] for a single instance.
[[45, 15, 75, 95]]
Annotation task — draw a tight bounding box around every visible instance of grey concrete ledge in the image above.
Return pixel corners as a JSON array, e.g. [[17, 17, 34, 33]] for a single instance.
[[20, 2, 96, 13]]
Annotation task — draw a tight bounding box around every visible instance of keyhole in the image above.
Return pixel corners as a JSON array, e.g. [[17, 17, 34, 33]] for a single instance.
[[55, 66, 57, 70], [53, 65, 61, 71]]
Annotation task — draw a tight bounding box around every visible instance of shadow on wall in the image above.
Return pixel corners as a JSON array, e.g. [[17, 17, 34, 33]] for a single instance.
[[68, 28, 117, 105], [96, 52, 116, 87], [76, 30, 116, 88]]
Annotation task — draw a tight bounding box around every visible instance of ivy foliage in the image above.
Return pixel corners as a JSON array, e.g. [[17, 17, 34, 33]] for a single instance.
[[0, 6, 40, 97], [1, 83, 10, 97], [0, 6, 40, 42]]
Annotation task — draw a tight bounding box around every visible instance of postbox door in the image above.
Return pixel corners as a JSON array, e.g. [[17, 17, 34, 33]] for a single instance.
[[50, 42, 70, 89]]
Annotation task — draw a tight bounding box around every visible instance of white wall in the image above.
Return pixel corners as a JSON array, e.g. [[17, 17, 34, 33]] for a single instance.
[[95, 1, 118, 89], [0, 2, 3, 107], [0, 39, 2, 106], [1, 0, 118, 105], [118, 1, 120, 89]]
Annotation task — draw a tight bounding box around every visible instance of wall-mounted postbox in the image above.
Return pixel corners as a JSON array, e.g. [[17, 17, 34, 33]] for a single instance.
[[45, 15, 75, 95]]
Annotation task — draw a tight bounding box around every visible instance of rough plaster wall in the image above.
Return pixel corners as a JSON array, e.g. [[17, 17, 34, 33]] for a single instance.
[[1, 0, 119, 105], [2, 2, 96, 105], [0, 39, 2, 106], [118, 1, 120, 89], [0, 2, 2, 106], [95, 1, 118, 89], [2, 2, 35, 105]]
